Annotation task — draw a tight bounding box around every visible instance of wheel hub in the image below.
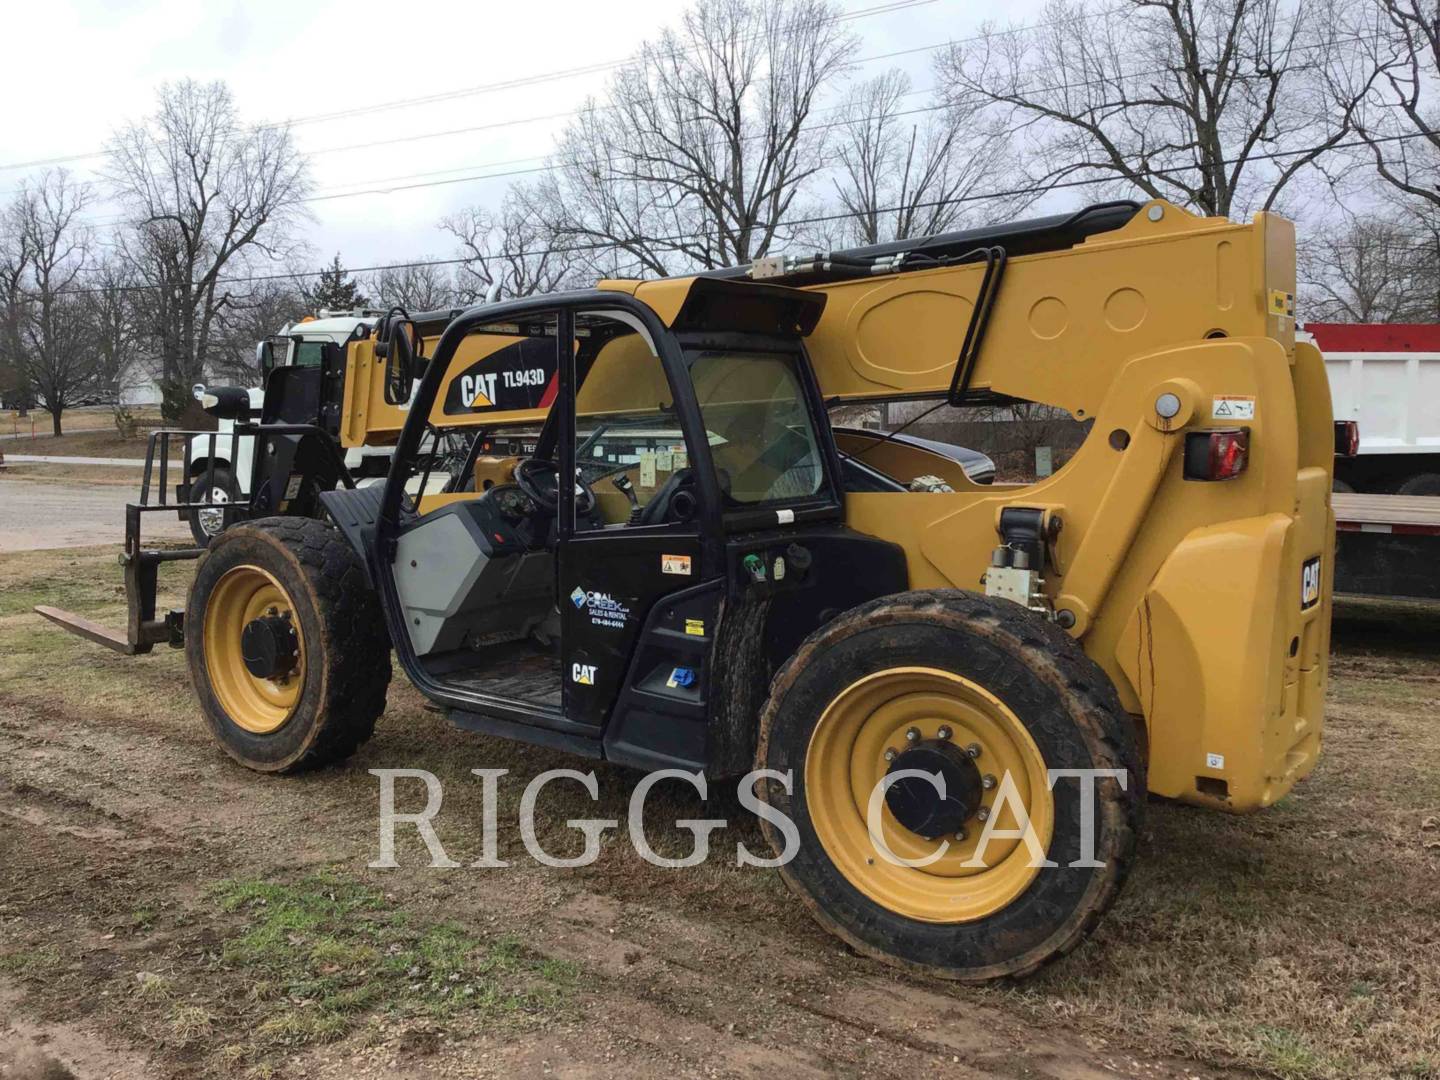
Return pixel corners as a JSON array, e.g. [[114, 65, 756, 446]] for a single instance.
[[198, 487, 229, 536], [241, 613, 299, 680], [884, 738, 984, 840]]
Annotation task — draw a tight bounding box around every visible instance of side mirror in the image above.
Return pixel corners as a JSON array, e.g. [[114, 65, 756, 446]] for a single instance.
[[375, 312, 421, 406], [256, 339, 279, 379], [198, 385, 255, 421]]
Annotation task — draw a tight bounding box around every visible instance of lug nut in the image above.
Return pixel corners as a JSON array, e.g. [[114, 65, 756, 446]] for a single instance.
[[982, 774, 996, 790], [905, 727, 920, 742], [883, 747, 897, 762], [966, 743, 982, 759], [954, 828, 967, 841], [937, 725, 952, 740], [977, 807, 990, 822]]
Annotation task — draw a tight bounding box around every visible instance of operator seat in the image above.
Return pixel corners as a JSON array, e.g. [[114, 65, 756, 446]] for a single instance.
[[637, 468, 696, 526]]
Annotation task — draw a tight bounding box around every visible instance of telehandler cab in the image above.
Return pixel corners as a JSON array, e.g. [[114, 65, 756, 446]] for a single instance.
[[36, 199, 1335, 981]]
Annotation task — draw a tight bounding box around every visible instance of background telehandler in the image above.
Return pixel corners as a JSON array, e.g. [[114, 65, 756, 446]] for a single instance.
[[37, 198, 1335, 982], [180, 310, 407, 546]]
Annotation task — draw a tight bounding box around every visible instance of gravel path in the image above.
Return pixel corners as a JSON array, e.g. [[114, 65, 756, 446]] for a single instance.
[[0, 477, 190, 551]]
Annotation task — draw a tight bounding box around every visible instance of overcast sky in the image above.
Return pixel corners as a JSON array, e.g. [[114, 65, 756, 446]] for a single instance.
[[0, 0, 1044, 277]]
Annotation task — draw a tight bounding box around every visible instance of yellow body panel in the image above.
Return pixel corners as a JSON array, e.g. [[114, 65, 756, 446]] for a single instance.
[[836, 203, 1332, 812]]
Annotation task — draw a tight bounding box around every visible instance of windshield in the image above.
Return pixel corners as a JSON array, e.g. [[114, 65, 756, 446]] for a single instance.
[[688, 350, 824, 504], [292, 340, 326, 368]]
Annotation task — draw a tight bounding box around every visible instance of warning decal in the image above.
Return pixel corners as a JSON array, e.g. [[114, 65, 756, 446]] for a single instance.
[[1212, 395, 1256, 420], [1267, 289, 1296, 318]]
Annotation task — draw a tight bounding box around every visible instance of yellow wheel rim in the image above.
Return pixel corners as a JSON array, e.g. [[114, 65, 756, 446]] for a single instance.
[[203, 565, 305, 735], [805, 667, 1054, 923]]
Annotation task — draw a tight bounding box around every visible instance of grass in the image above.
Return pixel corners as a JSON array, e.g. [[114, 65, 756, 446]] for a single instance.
[[1, 405, 163, 437], [0, 405, 176, 459], [209, 873, 575, 1053], [0, 543, 1436, 1078], [972, 597, 1440, 1078], [0, 947, 62, 978]]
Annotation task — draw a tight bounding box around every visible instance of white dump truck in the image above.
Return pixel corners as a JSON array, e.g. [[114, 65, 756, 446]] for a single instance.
[[1303, 323, 1440, 600], [1306, 323, 1440, 495]]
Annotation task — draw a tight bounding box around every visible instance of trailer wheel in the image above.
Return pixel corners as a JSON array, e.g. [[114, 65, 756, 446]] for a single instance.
[[755, 589, 1142, 982], [1397, 472, 1440, 497], [187, 467, 239, 546], [185, 517, 391, 772]]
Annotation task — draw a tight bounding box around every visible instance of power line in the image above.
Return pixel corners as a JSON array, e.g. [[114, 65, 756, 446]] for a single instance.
[[45, 15, 1390, 235], [0, 0, 937, 175], [48, 124, 1440, 299]]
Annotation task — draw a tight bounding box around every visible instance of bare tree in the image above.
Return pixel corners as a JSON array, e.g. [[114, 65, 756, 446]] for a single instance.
[[107, 80, 311, 421], [830, 70, 1022, 245], [1348, 0, 1440, 210], [530, 0, 858, 276], [0, 213, 32, 414], [5, 170, 99, 436], [84, 257, 150, 433], [366, 261, 457, 313], [441, 192, 582, 302], [938, 0, 1364, 217], [207, 277, 307, 386], [1299, 211, 1435, 321]]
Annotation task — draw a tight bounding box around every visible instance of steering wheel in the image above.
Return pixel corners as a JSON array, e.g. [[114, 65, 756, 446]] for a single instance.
[[513, 457, 596, 516]]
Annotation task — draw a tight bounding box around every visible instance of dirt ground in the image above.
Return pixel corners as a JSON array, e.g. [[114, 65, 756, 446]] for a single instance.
[[0, 546, 1436, 1080]]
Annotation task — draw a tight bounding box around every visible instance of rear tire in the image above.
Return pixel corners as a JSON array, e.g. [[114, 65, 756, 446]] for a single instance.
[[1396, 473, 1440, 497], [186, 518, 391, 772], [755, 589, 1143, 982]]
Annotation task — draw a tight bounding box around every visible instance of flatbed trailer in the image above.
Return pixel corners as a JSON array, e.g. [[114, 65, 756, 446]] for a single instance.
[[1333, 492, 1440, 600]]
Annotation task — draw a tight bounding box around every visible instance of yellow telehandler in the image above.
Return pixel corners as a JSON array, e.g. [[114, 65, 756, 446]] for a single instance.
[[37, 198, 1334, 981]]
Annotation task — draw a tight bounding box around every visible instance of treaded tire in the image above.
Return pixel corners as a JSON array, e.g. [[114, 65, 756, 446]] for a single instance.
[[1396, 472, 1440, 497], [187, 467, 240, 547], [755, 589, 1144, 982], [186, 517, 391, 772]]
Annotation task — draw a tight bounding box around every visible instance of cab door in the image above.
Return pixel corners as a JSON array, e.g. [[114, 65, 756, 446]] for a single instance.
[[557, 314, 721, 755]]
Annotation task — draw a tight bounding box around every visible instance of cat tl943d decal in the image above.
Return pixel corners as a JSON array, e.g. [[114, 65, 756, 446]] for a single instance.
[[442, 337, 557, 415]]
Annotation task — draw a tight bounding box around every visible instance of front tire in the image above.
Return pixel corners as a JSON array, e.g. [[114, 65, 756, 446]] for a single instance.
[[186, 518, 391, 772], [756, 590, 1143, 982]]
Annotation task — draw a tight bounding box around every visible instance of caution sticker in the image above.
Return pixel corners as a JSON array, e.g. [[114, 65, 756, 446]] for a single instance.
[[684, 618, 705, 636], [661, 554, 692, 576], [1267, 289, 1295, 319], [1212, 395, 1255, 420]]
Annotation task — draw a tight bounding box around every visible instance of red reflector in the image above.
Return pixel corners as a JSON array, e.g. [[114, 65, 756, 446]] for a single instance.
[[1183, 428, 1249, 481]]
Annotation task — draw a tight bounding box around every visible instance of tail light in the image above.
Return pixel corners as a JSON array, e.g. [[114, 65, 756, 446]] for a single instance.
[[1183, 428, 1249, 481], [1334, 420, 1359, 458]]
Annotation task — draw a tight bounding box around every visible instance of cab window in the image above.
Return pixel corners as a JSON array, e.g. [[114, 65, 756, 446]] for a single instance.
[[573, 327, 688, 524], [688, 350, 823, 504], [292, 340, 326, 368]]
